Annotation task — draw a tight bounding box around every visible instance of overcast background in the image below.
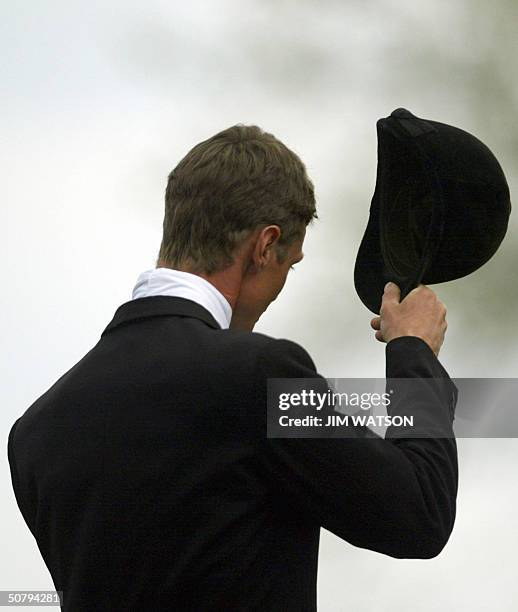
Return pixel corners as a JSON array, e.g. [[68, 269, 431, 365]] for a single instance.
[[3, 0, 517, 610]]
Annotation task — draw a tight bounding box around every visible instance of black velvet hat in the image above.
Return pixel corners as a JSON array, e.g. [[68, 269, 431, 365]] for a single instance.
[[354, 107, 512, 314]]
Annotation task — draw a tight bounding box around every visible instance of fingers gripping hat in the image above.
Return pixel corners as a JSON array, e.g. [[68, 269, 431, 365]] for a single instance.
[[354, 107, 512, 314]]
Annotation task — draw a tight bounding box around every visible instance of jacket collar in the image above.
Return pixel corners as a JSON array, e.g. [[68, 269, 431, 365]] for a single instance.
[[100, 295, 222, 338]]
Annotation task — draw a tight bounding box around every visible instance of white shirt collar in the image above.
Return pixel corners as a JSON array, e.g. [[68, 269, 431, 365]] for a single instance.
[[131, 267, 232, 330]]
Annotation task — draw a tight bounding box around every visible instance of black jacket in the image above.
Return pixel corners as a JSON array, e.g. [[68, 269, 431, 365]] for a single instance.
[[7, 295, 458, 611]]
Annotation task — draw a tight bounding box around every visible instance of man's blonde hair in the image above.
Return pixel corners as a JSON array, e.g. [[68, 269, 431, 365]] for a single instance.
[[157, 124, 317, 274]]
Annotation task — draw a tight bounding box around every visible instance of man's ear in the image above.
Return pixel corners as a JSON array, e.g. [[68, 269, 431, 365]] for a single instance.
[[255, 225, 282, 267]]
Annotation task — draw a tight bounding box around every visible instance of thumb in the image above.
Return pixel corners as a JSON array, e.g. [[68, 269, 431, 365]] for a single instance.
[[382, 281, 401, 306]]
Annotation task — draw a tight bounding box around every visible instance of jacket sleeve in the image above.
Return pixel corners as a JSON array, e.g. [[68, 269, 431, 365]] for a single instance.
[[254, 335, 458, 559]]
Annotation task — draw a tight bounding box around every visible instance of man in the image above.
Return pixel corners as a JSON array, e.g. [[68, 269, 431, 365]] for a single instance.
[[7, 124, 457, 611]]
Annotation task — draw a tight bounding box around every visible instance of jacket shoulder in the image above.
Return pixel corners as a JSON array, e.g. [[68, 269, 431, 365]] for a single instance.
[[214, 329, 317, 377]]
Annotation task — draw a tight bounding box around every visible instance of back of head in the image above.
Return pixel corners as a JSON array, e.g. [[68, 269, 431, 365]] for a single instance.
[[157, 124, 317, 274]]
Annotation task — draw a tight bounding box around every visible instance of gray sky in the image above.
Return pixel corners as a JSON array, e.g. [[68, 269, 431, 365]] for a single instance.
[[3, 1, 517, 609]]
